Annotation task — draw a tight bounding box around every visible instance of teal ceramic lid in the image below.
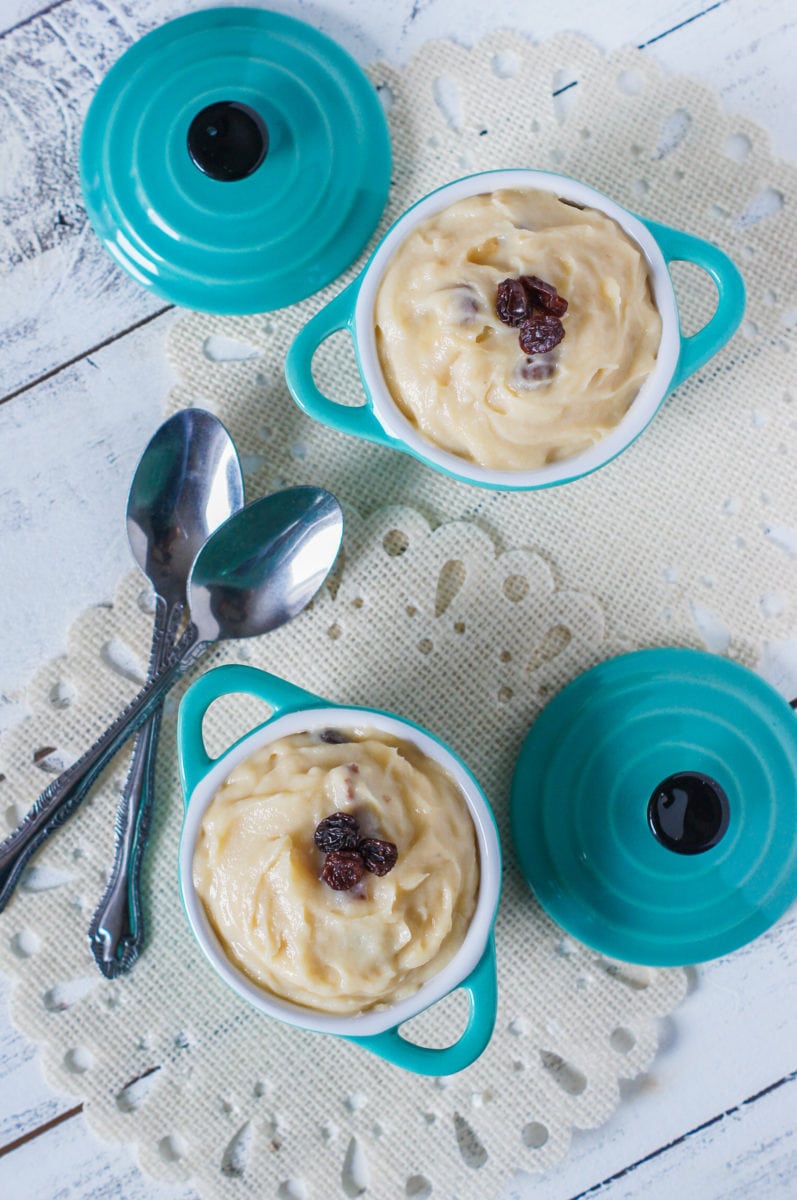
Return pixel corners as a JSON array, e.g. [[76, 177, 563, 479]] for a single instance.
[[79, 7, 391, 313], [510, 648, 797, 966]]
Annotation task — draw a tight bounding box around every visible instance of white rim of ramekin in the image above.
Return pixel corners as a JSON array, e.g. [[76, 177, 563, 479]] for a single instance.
[[354, 168, 681, 488], [179, 707, 501, 1038]]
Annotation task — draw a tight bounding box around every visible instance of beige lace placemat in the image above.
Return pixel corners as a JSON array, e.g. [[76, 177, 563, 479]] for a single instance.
[[2, 31, 796, 1200]]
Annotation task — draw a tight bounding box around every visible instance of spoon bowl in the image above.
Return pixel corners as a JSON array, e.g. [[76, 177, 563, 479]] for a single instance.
[[89, 409, 244, 976], [127, 409, 245, 608], [188, 486, 344, 642], [0, 486, 343, 914]]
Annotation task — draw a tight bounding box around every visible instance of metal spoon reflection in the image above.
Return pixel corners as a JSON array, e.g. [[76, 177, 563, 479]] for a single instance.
[[89, 410, 244, 977], [0, 487, 344, 913]]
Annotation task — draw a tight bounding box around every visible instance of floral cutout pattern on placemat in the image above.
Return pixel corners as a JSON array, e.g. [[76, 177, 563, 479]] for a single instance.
[[4, 28, 797, 1200]]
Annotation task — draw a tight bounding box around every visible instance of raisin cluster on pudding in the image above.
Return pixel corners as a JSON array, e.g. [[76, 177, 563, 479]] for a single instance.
[[192, 727, 479, 1015], [374, 187, 662, 471]]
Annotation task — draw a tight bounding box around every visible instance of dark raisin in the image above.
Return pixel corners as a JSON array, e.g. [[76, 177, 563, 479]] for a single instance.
[[448, 284, 480, 322], [541, 292, 568, 317], [314, 812, 360, 853], [358, 838, 399, 876], [319, 728, 349, 744], [520, 274, 569, 317], [518, 314, 565, 355], [322, 850, 365, 890], [520, 273, 556, 300], [32, 746, 57, 763], [517, 355, 556, 384], [496, 278, 533, 326]]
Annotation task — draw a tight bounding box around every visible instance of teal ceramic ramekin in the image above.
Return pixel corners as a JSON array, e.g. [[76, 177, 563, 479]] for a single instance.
[[285, 168, 746, 490], [177, 664, 502, 1075]]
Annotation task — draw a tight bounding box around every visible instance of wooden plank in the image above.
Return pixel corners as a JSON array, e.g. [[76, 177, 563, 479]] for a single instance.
[[1, 307, 173, 407], [0, 906, 793, 1196], [0, 975, 76, 1145], [0, 1103, 83, 1159], [0, 2, 69, 39], [0, 1041, 75, 1148], [638, 0, 797, 159], [565, 1071, 797, 1199], [0, 2, 795, 1197], [0, 0, 177, 399], [509, 910, 797, 1198], [0, 310, 176, 695], [0, 1106, 200, 1200]]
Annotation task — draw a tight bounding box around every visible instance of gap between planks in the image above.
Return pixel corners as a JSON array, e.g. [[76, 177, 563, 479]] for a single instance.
[[2, 1064, 795, 1184], [0, 0, 776, 1181], [2, 0, 71, 40], [0, 306, 174, 408], [637, 0, 731, 49], [567, 1067, 797, 1200], [0, 1063, 161, 1159], [0, 1102, 82, 1159]]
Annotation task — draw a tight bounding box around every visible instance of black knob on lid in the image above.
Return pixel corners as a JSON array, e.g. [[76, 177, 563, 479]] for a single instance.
[[647, 771, 730, 855], [187, 101, 269, 181]]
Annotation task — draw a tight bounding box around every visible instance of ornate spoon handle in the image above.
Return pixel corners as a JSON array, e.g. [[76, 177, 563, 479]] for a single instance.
[[0, 625, 206, 913], [87, 599, 183, 977]]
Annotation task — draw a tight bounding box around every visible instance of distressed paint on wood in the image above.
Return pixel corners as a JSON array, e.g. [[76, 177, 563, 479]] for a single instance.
[[504, 910, 797, 1198], [0, 0, 174, 399], [0, 975, 77, 1145], [1, 0, 795, 400], [568, 1070, 797, 1199], [0, 910, 794, 1197], [0, 1106, 200, 1200], [0, 2, 796, 1199], [1, 2, 70, 40], [0, 310, 176, 693]]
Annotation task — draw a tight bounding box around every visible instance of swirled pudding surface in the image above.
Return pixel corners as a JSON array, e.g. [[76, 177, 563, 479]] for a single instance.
[[192, 729, 479, 1014], [374, 188, 662, 470]]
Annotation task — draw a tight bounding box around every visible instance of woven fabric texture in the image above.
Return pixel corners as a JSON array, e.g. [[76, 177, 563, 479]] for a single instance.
[[2, 31, 796, 1200]]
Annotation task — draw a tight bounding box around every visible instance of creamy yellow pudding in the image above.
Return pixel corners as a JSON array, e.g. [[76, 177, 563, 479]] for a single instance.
[[374, 188, 662, 470], [192, 728, 479, 1014]]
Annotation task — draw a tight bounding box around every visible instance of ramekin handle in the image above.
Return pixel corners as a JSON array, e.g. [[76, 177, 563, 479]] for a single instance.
[[177, 665, 323, 802], [345, 937, 497, 1076], [285, 280, 393, 446], [644, 218, 746, 390]]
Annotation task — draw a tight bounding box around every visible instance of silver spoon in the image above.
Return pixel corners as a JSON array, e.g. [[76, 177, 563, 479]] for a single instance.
[[88, 410, 244, 978], [0, 487, 343, 912]]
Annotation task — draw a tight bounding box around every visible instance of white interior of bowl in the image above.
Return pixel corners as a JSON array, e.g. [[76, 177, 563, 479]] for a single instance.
[[179, 707, 501, 1038], [354, 168, 682, 488]]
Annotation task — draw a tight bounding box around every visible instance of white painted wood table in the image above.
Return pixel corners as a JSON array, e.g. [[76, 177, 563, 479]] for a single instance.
[[1, 2, 796, 1197]]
